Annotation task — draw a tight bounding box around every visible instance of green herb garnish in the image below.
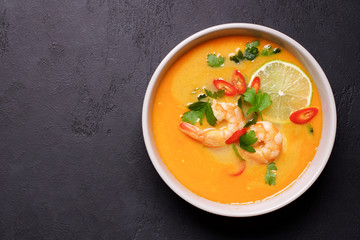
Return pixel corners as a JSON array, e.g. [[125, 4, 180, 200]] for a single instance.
[[260, 44, 281, 56], [237, 96, 243, 109], [230, 50, 244, 64], [197, 94, 207, 101], [239, 130, 257, 153], [243, 40, 260, 60], [244, 112, 258, 128], [204, 103, 217, 126], [237, 96, 244, 116], [265, 162, 277, 186], [204, 89, 225, 99], [182, 101, 217, 126], [243, 88, 272, 120], [207, 53, 225, 67], [230, 40, 260, 63], [182, 107, 206, 125], [232, 144, 246, 161], [307, 124, 314, 135]]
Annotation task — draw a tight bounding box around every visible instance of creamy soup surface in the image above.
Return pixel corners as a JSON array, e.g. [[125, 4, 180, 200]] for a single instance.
[[152, 36, 322, 204]]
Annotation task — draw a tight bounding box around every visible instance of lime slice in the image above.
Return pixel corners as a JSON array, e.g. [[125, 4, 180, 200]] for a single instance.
[[249, 60, 312, 123]]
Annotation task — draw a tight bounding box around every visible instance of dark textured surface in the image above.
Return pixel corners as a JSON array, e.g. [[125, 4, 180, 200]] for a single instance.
[[0, 0, 359, 239]]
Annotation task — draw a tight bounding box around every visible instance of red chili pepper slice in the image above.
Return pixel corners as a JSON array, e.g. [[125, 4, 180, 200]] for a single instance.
[[231, 162, 246, 176], [232, 70, 247, 94], [213, 79, 237, 96], [251, 76, 261, 93], [225, 128, 246, 144], [290, 108, 318, 124]]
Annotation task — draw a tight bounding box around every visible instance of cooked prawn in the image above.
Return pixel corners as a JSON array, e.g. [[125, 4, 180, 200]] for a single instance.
[[239, 121, 282, 164], [179, 100, 245, 147]]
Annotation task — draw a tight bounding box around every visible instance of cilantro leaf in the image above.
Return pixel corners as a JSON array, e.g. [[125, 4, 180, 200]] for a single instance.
[[188, 101, 208, 111], [204, 89, 214, 98], [205, 103, 217, 126], [237, 96, 244, 115], [243, 88, 272, 119], [265, 162, 277, 186], [182, 101, 217, 126], [230, 50, 244, 64], [260, 44, 281, 56], [216, 89, 225, 98], [207, 54, 225, 67], [260, 44, 271, 56], [249, 40, 260, 48], [240, 143, 255, 153], [244, 88, 257, 105], [257, 92, 272, 112], [244, 112, 258, 128], [239, 130, 257, 153], [273, 48, 281, 54], [243, 41, 260, 60], [204, 88, 225, 99], [232, 144, 246, 161], [230, 40, 260, 63], [197, 94, 207, 101], [182, 108, 205, 125], [237, 96, 243, 109]]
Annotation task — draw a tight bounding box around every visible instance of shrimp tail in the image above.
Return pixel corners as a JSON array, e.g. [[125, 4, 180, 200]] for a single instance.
[[179, 122, 204, 143]]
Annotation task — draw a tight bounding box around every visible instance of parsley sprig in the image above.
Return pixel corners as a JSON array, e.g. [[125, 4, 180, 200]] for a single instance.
[[204, 89, 225, 99], [237, 96, 243, 113], [230, 40, 260, 63], [230, 50, 244, 64], [197, 89, 225, 101], [244, 41, 260, 60], [207, 54, 225, 67], [230, 41, 282, 64], [182, 101, 217, 126], [265, 162, 277, 186], [260, 44, 281, 56], [239, 130, 257, 153], [244, 112, 258, 128], [243, 88, 272, 120], [197, 94, 207, 101]]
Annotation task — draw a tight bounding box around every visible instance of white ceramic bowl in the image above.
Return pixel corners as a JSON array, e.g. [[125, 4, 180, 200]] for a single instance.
[[142, 23, 336, 217]]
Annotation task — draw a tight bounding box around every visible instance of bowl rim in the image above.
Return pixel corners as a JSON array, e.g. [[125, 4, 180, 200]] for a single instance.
[[142, 23, 337, 217]]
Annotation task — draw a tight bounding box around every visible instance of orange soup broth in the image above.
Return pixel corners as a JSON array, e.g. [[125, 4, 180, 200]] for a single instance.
[[152, 36, 322, 204]]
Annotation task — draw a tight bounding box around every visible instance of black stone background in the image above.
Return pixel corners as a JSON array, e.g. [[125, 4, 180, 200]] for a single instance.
[[0, 0, 359, 239]]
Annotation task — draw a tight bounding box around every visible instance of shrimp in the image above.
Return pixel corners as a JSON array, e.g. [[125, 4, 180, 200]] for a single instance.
[[239, 121, 282, 164], [179, 100, 245, 147]]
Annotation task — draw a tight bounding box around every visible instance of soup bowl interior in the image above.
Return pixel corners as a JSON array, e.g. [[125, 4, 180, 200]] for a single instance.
[[142, 23, 336, 217]]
